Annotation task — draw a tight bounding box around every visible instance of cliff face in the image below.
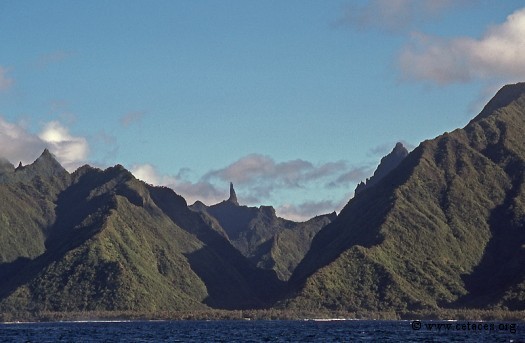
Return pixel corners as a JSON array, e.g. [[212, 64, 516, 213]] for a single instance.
[[285, 83, 525, 312]]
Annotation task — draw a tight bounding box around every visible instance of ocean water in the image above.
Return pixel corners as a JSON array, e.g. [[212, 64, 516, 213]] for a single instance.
[[0, 320, 522, 342]]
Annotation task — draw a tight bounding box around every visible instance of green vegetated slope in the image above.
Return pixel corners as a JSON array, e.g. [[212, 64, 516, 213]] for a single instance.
[[0, 155, 283, 313], [285, 82, 525, 312], [0, 150, 70, 264], [190, 188, 335, 281], [2, 83, 525, 316]]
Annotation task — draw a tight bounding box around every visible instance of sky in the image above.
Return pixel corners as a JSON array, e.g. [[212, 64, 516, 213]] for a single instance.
[[1, 1, 524, 221]]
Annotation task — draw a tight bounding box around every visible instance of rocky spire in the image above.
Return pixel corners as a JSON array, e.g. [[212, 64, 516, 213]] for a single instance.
[[228, 182, 239, 205]]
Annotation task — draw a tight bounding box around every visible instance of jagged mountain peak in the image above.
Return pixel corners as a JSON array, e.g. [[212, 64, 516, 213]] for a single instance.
[[41, 148, 52, 157], [31, 149, 68, 175], [33, 148, 62, 165], [355, 141, 408, 195], [392, 142, 407, 154], [3, 149, 70, 185]]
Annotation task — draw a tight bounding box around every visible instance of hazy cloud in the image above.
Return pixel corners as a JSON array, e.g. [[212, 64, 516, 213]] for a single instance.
[[277, 199, 348, 222], [204, 154, 347, 187], [120, 111, 146, 127], [131, 161, 355, 221], [130, 164, 224, 205], [0, 116, 89, 171], [399, 7, 525, 84], [338, 0, 472, 31], [203, 154, 353, 201], [0, 67, 14, 91], [130, 153, 363, 219], [328, 166, 372, 188]]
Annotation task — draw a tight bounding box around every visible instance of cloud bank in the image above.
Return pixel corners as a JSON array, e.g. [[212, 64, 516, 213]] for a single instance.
[[399, 7, 525, 84], [203, 153, 363, 201], [132, 154, 374, 221]]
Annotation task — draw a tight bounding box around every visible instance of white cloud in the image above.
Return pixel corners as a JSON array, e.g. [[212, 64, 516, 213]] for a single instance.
[[399, 7, 525, 84], [38, 121, 89, 170], [0, 67, 14, 91], [0, 117, 46, 165], [130, 164, 164, 185]]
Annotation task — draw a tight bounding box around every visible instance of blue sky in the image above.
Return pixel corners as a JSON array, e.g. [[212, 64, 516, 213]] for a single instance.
[[1, 1, 524, 220]]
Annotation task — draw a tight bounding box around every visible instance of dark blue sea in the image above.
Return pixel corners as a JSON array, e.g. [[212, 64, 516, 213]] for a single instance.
[[0, 319, 523, 342]]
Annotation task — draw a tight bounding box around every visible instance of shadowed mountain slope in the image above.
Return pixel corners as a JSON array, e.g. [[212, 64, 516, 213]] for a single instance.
[[285, 82, 525, 312], [190, 184, 335, 281], [0, 150, 70, 265]]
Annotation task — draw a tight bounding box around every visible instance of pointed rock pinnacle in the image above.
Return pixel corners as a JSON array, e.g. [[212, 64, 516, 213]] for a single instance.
[[228, 182, 239, 205]]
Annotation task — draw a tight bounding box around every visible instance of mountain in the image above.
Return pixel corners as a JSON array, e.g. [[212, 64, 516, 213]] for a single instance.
[[0, 154, 283, 313], [355, 142, 408, 195], [2, 83, 525, 317], [190, 184, 335, 281], [285, 82, 525, 312]]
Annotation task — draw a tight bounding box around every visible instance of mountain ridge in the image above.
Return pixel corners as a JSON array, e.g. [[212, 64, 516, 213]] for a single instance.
[[1, 82, 525, 315], [355, 142, 408, 195], [189, 183, 335, 280], [284, 82, 525, 312]]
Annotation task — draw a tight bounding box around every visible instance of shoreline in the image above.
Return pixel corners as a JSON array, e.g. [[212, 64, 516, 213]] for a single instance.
[[2, 309, 524, 323]]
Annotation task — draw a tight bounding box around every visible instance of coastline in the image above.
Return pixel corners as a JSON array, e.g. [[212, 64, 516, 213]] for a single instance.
[[2, 308, 524, 323]]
